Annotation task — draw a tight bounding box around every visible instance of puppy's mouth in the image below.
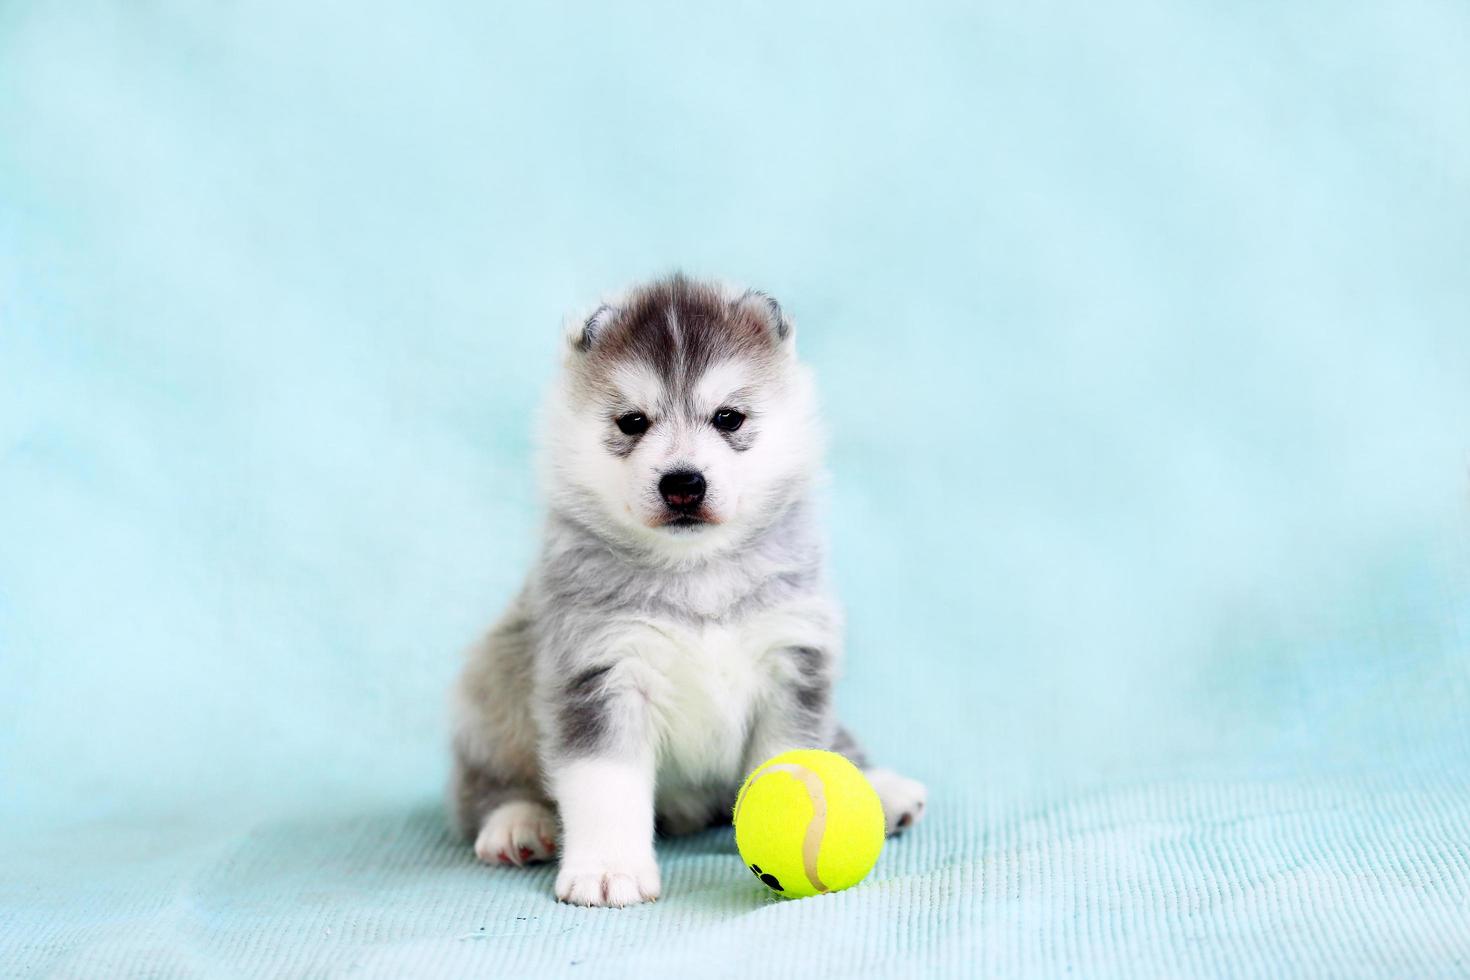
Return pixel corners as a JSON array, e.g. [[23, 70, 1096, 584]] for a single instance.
[[654, 510, 717, 530]]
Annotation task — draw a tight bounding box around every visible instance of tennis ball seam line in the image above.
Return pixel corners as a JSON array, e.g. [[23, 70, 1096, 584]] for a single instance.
[[744, 762, 829, 894]]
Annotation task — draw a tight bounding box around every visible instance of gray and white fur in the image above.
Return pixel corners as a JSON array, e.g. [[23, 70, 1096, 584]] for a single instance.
[[450, 275, 926, 907]]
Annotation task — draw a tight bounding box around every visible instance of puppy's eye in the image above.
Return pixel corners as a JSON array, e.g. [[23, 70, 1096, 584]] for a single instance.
[[615, 412, 649, 436], [712, 409, 745, 432]]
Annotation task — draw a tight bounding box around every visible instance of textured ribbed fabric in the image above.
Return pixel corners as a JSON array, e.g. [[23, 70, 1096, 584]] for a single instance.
[[6, 772, 1470, 978]]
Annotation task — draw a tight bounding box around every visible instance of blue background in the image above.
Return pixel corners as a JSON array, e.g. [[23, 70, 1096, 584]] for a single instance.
[[2, 2, 1468, 975]]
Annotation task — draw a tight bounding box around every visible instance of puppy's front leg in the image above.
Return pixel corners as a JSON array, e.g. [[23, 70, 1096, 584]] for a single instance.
[[546, 660, 660, 907], [741, 644, 837, 772]]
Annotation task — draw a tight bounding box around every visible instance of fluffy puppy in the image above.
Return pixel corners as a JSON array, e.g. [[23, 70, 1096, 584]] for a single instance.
[[450, 274, 926, 907]]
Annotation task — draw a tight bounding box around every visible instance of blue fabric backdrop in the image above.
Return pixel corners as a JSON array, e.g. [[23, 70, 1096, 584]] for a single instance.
[[2, 1, 1468, 976]]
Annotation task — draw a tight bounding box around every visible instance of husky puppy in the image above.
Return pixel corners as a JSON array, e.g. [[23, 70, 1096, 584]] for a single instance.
[[450, 275, 926, 907]]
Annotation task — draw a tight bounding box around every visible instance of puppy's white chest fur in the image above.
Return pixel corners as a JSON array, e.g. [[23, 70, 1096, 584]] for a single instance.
[[617, 595, 836, 790], [618, 615, 770, 787]]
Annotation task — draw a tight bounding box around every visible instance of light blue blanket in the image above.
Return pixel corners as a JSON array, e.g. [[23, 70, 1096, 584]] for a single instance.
[[6, 772, 1470, 977], [3, 1, 1468, 976]]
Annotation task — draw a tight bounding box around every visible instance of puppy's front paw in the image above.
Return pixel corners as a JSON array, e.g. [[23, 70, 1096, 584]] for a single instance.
[[474, 800, 559, 866], [554, 854, 661, 907], [866, 768, 928, 836]]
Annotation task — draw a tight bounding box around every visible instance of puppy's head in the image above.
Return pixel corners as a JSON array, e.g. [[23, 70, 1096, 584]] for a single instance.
[[542, 275, 820, 561]]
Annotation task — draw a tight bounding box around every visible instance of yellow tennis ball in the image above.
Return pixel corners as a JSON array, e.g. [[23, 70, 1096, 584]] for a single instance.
[[732, 749, 885, 898]]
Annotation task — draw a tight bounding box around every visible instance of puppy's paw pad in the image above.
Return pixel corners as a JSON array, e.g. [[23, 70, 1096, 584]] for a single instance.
[[866, 768, 928, 836], [474, 800, 559, 866], [555, 859, 661, 907]]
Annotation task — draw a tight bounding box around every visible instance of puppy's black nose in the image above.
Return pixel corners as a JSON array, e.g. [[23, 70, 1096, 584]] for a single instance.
[[658, 470, 706, 511]]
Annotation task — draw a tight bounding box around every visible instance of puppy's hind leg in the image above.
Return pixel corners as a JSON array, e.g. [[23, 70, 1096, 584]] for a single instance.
[[450, 599, 557, 867], [831, 726, 928, 836], [865, 768, 928, 835], [451, 756, 558, 866]]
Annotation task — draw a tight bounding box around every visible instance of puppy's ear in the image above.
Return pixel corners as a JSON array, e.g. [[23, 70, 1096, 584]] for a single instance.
[[730, 289, 793, 344], [572, 304, 619, 352]]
